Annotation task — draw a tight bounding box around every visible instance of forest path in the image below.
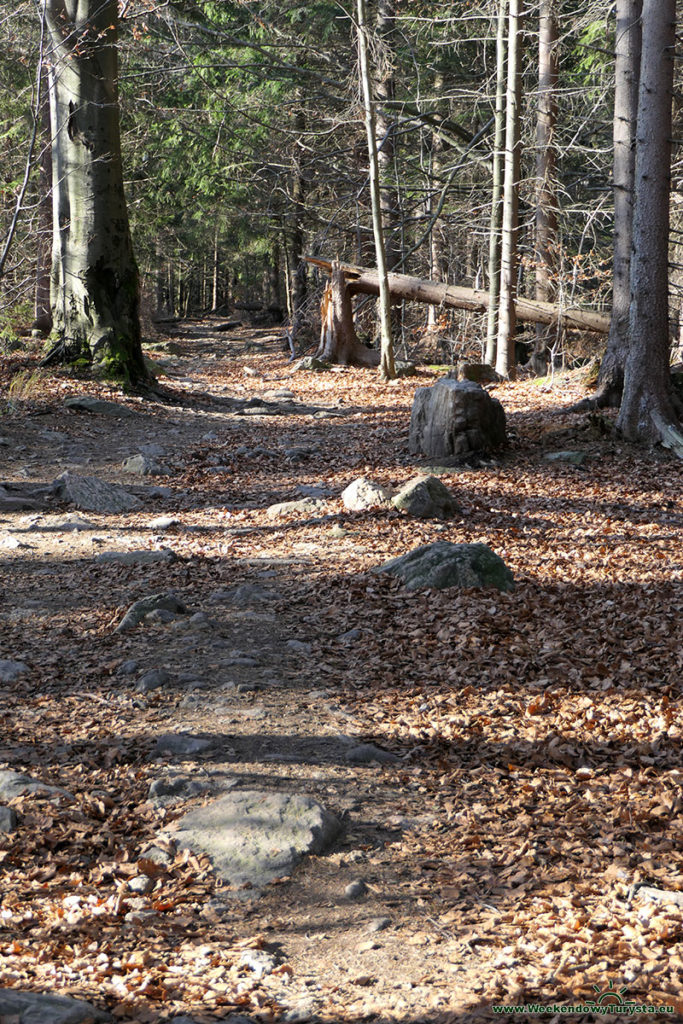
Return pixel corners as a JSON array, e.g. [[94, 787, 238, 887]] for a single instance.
[[0, 322, 682, 1022]]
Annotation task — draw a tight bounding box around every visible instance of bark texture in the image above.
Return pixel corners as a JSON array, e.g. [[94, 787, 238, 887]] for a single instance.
[[616, 0, 681, 446], [485, 0, 507, 365], [43, 0, 146, 381], [316, 262, 379, 367], [595, 0, 642, 407]]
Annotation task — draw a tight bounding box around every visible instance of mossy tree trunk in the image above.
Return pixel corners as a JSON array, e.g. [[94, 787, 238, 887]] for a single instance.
[[42, 0, 146, 383]]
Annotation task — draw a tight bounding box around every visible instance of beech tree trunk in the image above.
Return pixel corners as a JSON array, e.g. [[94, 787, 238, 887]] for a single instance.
[[595, 0, 643, 407], [42, 0, 146, 382], [485, 0, 507, 365], [495, 0, 523, 378], [374, 0, 401, 272], [33, 60, 52, 335], [617, 0, 682, 450]]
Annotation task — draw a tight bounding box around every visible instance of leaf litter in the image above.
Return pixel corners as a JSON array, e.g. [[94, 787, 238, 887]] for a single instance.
[[0, 323, 682, 1022]]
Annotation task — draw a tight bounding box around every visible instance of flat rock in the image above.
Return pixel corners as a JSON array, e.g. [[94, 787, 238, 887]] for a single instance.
[[294, 356, 331, 372], [0, 990, 110, 1022], [0, 659, 29, 683], [543, 450, 588, 466], [341, 477, 394, 511], [155, 733, 214, 756], [377, 541, 514, 593], [136, 669, 171, 693], [96, 549, 176, 566], [167, 790, 342, 890], [64, 394, 135, 418], [53, 472, 142, 513], [0, 769, 74, 802], [114, 592, 188, 633], [345, 743, 399, 765], [148, 774, 214, 807], [391, 475, 460, 519], [631, 884, 683, 907], [266, 498, 325, 519], [209, 584, 278, 605], [149, 515, 180, 530]]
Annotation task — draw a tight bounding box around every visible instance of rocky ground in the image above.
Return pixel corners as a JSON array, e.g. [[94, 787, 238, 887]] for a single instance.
[[0, 321, 682, 1024]]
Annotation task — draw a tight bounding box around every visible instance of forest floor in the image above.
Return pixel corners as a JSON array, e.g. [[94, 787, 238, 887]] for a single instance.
[[0, 320, 682, 1024]]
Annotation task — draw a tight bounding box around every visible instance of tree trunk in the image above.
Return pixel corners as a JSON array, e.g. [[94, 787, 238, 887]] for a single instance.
[[357, 0, 395, 380], [288, 107, 307, 340], [316, 261, 379, 366], [616, 0, 682, 451], [42, 0, 146, 382], [593, 0, 643, 407], [533, 0, 559, 374], [485, 0, 507, 365], [33, 59, 52, 336], [495, 0, 523, 378], [307, 257, 610, 334], [374, 0, 401, 272]]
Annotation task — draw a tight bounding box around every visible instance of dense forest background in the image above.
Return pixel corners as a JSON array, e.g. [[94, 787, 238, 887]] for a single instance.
[[1, 0, 665, 362]]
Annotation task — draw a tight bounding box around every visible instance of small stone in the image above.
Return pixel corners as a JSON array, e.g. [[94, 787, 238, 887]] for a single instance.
[[337, 628, 361, 643], [155, 733, 213, 756], [96, 549, 176, 565], [114, 592, 188, 633], [236, 682, 259, 693], [0, 659, 29, 683], [345, 879, 368, 899], [329, 525, 347, 538], [0, 769, 74, 802], [202, 431, 220, 441], [122, 454, 169, 476], [0, 806, 17, 832], [141, 845, 173, 867], [341, 477, 393, 511], [366, 916, 391, 933], [189, 611, 211, 626], [294, 356, 331, 372], [117, 659, 139, 676], [240, 948, 278, 978], [128, 874, 153, 894], [286, 640, 312, 654], [52, 471, 142, 513], [147, 608, 180, 624], [149, 516, 180, 530], [266, 498, 325, 519], [543, 450, 588, 466], [139, 443, 166, 457], [345, 743, 399, 765], [148, 775, 212, 807], [65, 394, 135, 417], [136, 669, 171, 694]]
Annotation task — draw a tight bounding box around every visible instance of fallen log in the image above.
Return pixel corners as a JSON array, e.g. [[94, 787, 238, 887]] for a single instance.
[[306, 256, 610, 335]]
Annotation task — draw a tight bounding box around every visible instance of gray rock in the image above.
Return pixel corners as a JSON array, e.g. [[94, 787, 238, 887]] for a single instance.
[[149, 516, 180, 530], [341, 477, 393, 511], [284, 447, 313, 461], [65, 394, 135, 419], [122, 454, 169, 476], [377, 541, 514, 593], [0, 991, 110, 1022], [0, 806, 17, 832], [337, 628, 362, 643], [344, 878, 368, 899], [391, 475, 460, 519], [366, 916, 391, 933], [286, 640, 312, 654], [147, 608, 181, 624], [168, 790, 342, 890], [543, 450, 588, 466], [148, 775, 212, 807], [409, 379, 506, 458], [0, 659, 29, 683], [394, 360, 417, 377], [139, 443, 166, 457], [209, 584, 278, 605], [128, 874, 153, 894], [266, 498, 325, 519], [630, 884, 683, 907], [345, 743, 399, 765], [240, 948, 278, 978], [451, 362, 501, 384], [96, 549, 176, 566], [136, 669, 171, 694], [294, 356, 331, 372], [52, 472, 142, 513], [141, 845, 173, 866], [114, 592, 188, 633], [44, 514, 96, 532], [116, 659, 139, 675], [0, 770, 74, 803], [155, 733, 213, 756]]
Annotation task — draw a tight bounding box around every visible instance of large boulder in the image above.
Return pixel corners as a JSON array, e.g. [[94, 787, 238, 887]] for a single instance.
[[409, 379, 506, 459], [377, 541, 514, 592], [391, 475, 459, 519], [0, 991, 110, 1023]]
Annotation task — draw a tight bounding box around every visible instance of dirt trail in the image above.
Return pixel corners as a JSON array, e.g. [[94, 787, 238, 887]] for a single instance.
[[0, 322, 682, 1023]]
